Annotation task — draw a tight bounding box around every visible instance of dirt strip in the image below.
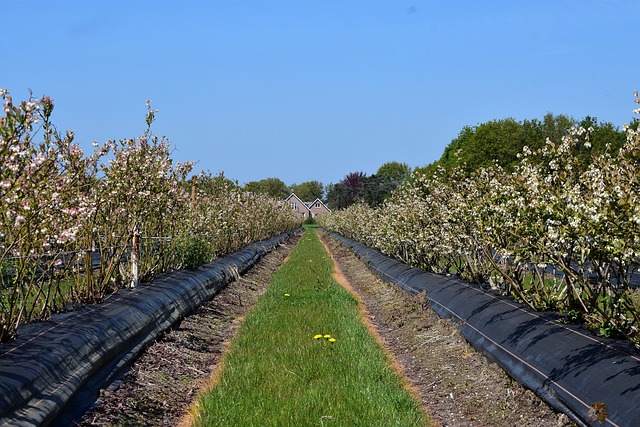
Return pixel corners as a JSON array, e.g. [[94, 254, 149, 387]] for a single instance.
[[318, 230, 573, 427], [77, 234, 300, 427]]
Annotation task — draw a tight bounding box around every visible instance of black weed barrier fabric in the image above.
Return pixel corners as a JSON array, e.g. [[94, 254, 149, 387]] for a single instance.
[[326, 231, 640, 427], [0, 230, 298, 427]]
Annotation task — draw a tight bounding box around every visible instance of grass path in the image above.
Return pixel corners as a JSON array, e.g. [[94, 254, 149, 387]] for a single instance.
[[188, 229, 428, 426]]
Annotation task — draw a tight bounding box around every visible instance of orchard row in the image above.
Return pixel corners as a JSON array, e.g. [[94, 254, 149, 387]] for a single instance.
[[0, 90, 301, 342], [320, 93, 640, 346]]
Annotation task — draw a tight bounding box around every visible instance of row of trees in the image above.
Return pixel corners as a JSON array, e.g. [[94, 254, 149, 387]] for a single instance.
[[243, 162, 412, 211], [0, 90, 301, 342], [258, 115, 629, 210], [320, 95, 640, 346]]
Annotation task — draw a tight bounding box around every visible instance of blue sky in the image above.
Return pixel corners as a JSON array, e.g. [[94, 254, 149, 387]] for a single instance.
[[2, 1, 638, 186]]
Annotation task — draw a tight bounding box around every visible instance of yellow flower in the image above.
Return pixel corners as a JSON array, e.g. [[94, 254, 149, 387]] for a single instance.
[[314, 334, 323, 339], [284, 293, 290, 297], [329, 338, 336, 343], [323, 334, 331, 339]]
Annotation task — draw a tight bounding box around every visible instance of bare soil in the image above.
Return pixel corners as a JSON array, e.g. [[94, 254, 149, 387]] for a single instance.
[[78, 230, 574, 426]]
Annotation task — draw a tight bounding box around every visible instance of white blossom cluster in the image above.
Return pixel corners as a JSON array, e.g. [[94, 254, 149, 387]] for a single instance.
[[320, 94, 640, 345], [0, 89, 301, 342]]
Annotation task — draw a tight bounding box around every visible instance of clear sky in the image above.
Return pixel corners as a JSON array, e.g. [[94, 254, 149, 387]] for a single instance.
[[2, 1, 638, 186]]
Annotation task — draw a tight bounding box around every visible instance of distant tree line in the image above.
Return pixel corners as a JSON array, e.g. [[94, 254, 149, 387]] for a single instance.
[[244, 113, 630, 211], [418, 113, 631, 176], [243, 178, 325, 203], [325, 162, 411, 209], [241, 161, 411, 211]]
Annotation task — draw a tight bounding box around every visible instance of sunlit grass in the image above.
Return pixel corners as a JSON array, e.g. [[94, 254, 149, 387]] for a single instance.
[[191, 229, 428, 426]]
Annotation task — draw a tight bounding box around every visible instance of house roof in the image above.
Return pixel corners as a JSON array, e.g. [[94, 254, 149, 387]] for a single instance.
[[284, 193, 310, 212], [308, 198, 331, 212], [284, 193, 331, 212], [285, 192, 306, 204]]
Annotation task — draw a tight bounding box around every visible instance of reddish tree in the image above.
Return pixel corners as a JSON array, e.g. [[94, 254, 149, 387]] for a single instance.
[[340, 171, 366, 205]]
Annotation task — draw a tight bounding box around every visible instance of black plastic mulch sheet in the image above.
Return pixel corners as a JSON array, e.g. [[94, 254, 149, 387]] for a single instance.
[[327, 231, 640, 427], [0, 230, 298, 427]]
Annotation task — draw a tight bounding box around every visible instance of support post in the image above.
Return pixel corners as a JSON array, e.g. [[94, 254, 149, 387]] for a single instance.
[[191, 175, 197, 206], [131, 225, 140, 288], [85, 240, 93, 295]]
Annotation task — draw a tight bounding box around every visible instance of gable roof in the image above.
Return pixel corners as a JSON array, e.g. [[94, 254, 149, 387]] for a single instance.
[[285, 192, 306, 204], [308, 198, 331, 212], [284, 193, 331, 213], [284, 192, 311, 212]]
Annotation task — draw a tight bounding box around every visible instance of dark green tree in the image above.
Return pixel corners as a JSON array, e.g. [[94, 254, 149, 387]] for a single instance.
[[362, 162, 411, 207], [290, 180, 324, 202], [362, 174, 387, 207], [325, 182, 350, 210], [376, 161, 411, 183], [580, 116, 626, 152], [423, 113, 626, 175], [244, 177, 290, 199]]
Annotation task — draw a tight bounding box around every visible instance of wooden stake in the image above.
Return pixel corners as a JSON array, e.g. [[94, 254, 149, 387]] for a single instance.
[[131, 225, 140, 288]]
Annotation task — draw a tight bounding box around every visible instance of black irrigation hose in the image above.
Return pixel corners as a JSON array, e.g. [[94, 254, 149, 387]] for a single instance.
[[325, 230, 640, 427], [0, 229, 299, 427]]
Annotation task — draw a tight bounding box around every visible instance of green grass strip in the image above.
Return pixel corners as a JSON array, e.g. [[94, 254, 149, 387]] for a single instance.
[[192, 229, 428, 426]]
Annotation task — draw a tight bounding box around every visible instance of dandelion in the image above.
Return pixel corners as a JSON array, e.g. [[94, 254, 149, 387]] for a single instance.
[[323, 334, 331, 339], [284, 293, 290, 297], [314, 334, 323, 339], [329, 338, 336, 343]]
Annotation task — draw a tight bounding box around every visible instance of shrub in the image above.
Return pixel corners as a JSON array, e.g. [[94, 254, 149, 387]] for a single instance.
[[319, 92, 640, 346], [174, 234, 212, 270], [0, 88, 303, 342]]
